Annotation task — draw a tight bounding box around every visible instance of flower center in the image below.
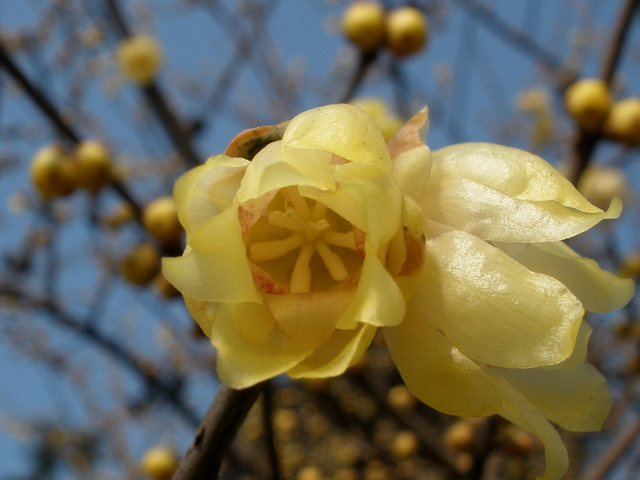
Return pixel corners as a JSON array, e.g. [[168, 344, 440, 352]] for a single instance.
[[246, 186, 359, 294]]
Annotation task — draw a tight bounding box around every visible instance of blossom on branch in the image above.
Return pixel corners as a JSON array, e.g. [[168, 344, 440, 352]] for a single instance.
[[163, 104, 634, 480]]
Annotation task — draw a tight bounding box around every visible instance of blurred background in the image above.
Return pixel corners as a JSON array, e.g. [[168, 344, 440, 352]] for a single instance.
[[1, 0, 640, 478]]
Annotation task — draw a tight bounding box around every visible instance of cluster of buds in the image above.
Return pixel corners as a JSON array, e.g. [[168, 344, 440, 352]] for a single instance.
[[564, 78, 640, 144], [30, 140, 113, 199], [342, 2, 428, 57]]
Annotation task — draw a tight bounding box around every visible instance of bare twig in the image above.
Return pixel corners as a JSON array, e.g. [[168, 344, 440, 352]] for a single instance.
[[172, 383, 264, 480]]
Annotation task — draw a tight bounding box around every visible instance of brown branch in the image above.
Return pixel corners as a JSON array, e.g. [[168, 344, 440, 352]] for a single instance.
[[566, 0, 640, 186], [172, 383, 264, 480]]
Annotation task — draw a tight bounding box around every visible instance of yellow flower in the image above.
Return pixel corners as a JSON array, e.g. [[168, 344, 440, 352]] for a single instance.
[[163, 104, 429, 388], [116, 35, 163, 85], [164, 104, 634, 480]]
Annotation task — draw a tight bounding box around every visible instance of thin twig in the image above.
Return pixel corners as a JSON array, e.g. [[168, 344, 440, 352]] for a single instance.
[[172, 383, 265, 480]]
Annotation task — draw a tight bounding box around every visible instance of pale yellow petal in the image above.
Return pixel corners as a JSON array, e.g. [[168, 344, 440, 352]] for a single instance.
[[306, 162, 402, 247], [337, 249, 406, 329], [162, 207, 259, 303], [387, 107, 432, 199], [496, 362, 612, 432], [287, 323, 377, 379], [173, 155, 248, 232], [264, 288, 356, 349], [211, 302, 314, 389], [486, 370, 569, 480], [182, 295, 218, 337], [383, 307, 502, 417], [420, 143, 621, 242], [282, 104, 391, 171], [419, 220, 583, 368], [236, 141, 335, 203], [495, 241, 635, 313]]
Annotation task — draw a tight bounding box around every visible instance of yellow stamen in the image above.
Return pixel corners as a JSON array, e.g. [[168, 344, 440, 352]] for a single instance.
[[268, 210, 303, 231], [314, 238, 348, 282], [282, 187, 312, 221], [290, 243, 315, 293], [322, 230, 356, 250], [249, 233, 306, 262]]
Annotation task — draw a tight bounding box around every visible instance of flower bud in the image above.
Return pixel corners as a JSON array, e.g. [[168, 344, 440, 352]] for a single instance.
[[604, 97, 640, 145], [342, 2, 386, 52], [564, 79, 612, 133], [153, 271, 181, 298], [30, 144, 76, 199], [385, 7, 428, 57], [577, 166, 627, 210], [142, 196, 184, 247], [73, 140, 112, 193], [140, 446, 179, 480], [119, 242, 161, 286], [116, 35, 163, 85], [391, 430, 419, 459]]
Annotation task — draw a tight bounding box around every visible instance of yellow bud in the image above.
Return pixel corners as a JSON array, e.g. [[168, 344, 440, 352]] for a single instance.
[[142, 196, 184, 247], [297, 466, 324, 480], [119, 242, 161, 286], [391, 430, 418, 459], [342, 2, 386, 52], [387, 384, 416, 410], [30, 144, 76, 199], [73, 140, 112, 193], [564, 79, 612, 133], [103, 202, 136, 229], [116, 35, 163, 85], [577, 166, 626, 210], [385, 7, 428, 57], [604, 97, 640, 145], [444, 418, 482, 452], [140, 446, 179, 480], [618, 253, 640, 279]]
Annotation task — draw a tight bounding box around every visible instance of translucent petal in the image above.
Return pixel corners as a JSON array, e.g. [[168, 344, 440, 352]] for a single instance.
[[336, 242, 406, 329], [264, 288, 356, 349], [211, 302, 314, 389], [173, 155, 248, 232], [182, 295, 218, 337], [287, 323, 377, 379], [487, 370, 569, 480], [387, 107, 432, 199], [419, 220, 583, 368], [162, 207, 259, 303], [282, 104, 391, 171], [495, 241, 635, 313], [306, 162, 402, 247], [236, 141, 335, 203], [383, 307, 502, 417], [496, 362, 612, 432], [420, 143, 621, 242]]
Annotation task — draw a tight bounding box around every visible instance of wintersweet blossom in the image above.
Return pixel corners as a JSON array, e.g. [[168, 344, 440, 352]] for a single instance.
[[163, 104, 634, 480]]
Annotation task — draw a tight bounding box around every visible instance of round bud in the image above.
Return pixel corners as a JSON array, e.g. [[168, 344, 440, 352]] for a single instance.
[[142, 196, 184, 247], [342, 2, 386, 52], [73, 140, 112, 193], [444, 418, 481, 452], [391, 430, 419, 459], [387, 384, 417, 410], [564, 79, 612, 133], [577, 166, 626, 210], [140, 446, 179, 480], [385, 7, 428, 57], [604, 97, 640, 145], [116, 35, 163, 85], [30, 144, 76, 199], [119, 242, 161, 286]]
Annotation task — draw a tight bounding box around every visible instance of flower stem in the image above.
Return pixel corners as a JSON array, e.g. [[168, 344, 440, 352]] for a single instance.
[[172, 383, 264, 480]]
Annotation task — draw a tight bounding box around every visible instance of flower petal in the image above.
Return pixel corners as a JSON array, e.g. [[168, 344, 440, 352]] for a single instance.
[[264, 288, 356, 349], [287, 323, 377, 379], [282, 104, 391, 171], [173, 155, 248, 232], [383, 307, 502, 417], [387, 107, 432, 199], [495, 241, 634, 313], [211, 301, 314, 388], [236, 141, 335, 203], [420, 143, 621, 242], [162, 207, 259, 303], [496, 362, 612, 432], [486, 369, 569, 480], [419, 220, 583, 368]]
